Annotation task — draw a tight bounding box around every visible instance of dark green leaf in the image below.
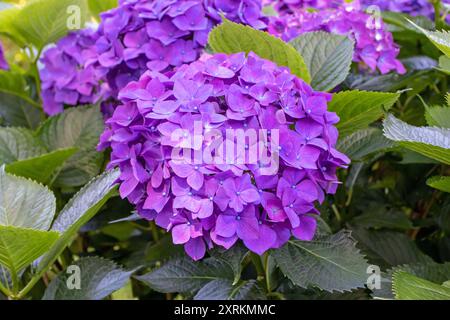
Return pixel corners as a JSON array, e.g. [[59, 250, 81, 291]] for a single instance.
[[271, 230, 369, 292], [290, 31, 354, 91], [43, 256, 133, 300]]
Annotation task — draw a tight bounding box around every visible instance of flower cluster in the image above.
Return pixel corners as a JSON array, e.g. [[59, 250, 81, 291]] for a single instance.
[[39, 0, 267, 116], [39, 29, 110, 115], [102, 52, 349, 260], [95, 0, 267, 98], [0, 42, 9, 70], [268, 4, 406, 74]]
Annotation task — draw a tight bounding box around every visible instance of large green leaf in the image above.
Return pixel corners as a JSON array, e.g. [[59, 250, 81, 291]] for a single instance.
[[35, 170, 119, 276], [0, 127, 46, 164], [136, 257, 235, 294], [383, 114, 450, 165], [393, 271, 450, 300], [208, 18, 311, 83], [37, 105, 104, 187], [290, 31, 354, 91], [10, 0, 89, 50], [328, 90, 399, 137], [5, 148, 77, 184], [271, 230, 369, 292], [336, 127, 395, 161], [0, 225, 59, 274], [427, 176, 450, 193], [194, 279, 265, 300], [0, 168, 55, 230], [43, 256, 132, 300]]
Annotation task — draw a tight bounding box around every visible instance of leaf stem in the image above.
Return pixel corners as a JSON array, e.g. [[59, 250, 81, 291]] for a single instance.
[[0, 280, 12, 298]]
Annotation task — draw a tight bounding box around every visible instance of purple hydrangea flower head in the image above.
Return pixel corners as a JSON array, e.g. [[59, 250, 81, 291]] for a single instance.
[[103, 52, 349, 260], [0, 42, 8, 70], [268, 3, 406, 74], [39, 29, 110, 115]]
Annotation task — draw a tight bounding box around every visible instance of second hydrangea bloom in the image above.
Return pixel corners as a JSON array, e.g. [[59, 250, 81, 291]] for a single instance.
[[267, 2, 406, 74], [103, 52, 349, 260]]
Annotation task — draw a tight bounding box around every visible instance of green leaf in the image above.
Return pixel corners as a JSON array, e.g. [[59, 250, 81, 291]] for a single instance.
[[336, 128, 395, 161], [136, 257, 235, 294], [271, 230, 369, 292], [210, 244, 249, 285], [0, 7, 25, 45], [43, 256, 133, 300], [0, 225, 59, 274], [0, 70, 26, 95], [88, 0, 117, 18], [5, 148, 77, 184], [427, 176, 450, 193], [383, 114, 450, 165], [37, 105, 104, 187], [194, 279, 265, 300], [351, 207, 413, 231], [328, 90, 399, 137], [51, 169, 119, 233], [0, 167, 55, 230], [0, 127, 47, 164], [0, 91, 42, 129], [36, 170, 119, 275], [373, 261, 450, 299], [352, 228, 431, 266], [10, 0, 89, 49], [290, 31, 354, 91], [393, 271, 450, 300], [424, 104, 450, 128], [409, 20, 450, 58], [208, 18, 311, 83]]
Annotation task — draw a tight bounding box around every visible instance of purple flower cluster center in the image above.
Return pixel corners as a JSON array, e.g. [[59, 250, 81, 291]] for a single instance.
[[103, 52, 350, 260]]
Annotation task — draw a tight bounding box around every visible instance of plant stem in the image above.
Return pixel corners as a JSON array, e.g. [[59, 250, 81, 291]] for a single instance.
[[149, 221, 160, 241], [263, 253, 272, 293], [331, 204, 342, 223], [250, 253, 264, 279]]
